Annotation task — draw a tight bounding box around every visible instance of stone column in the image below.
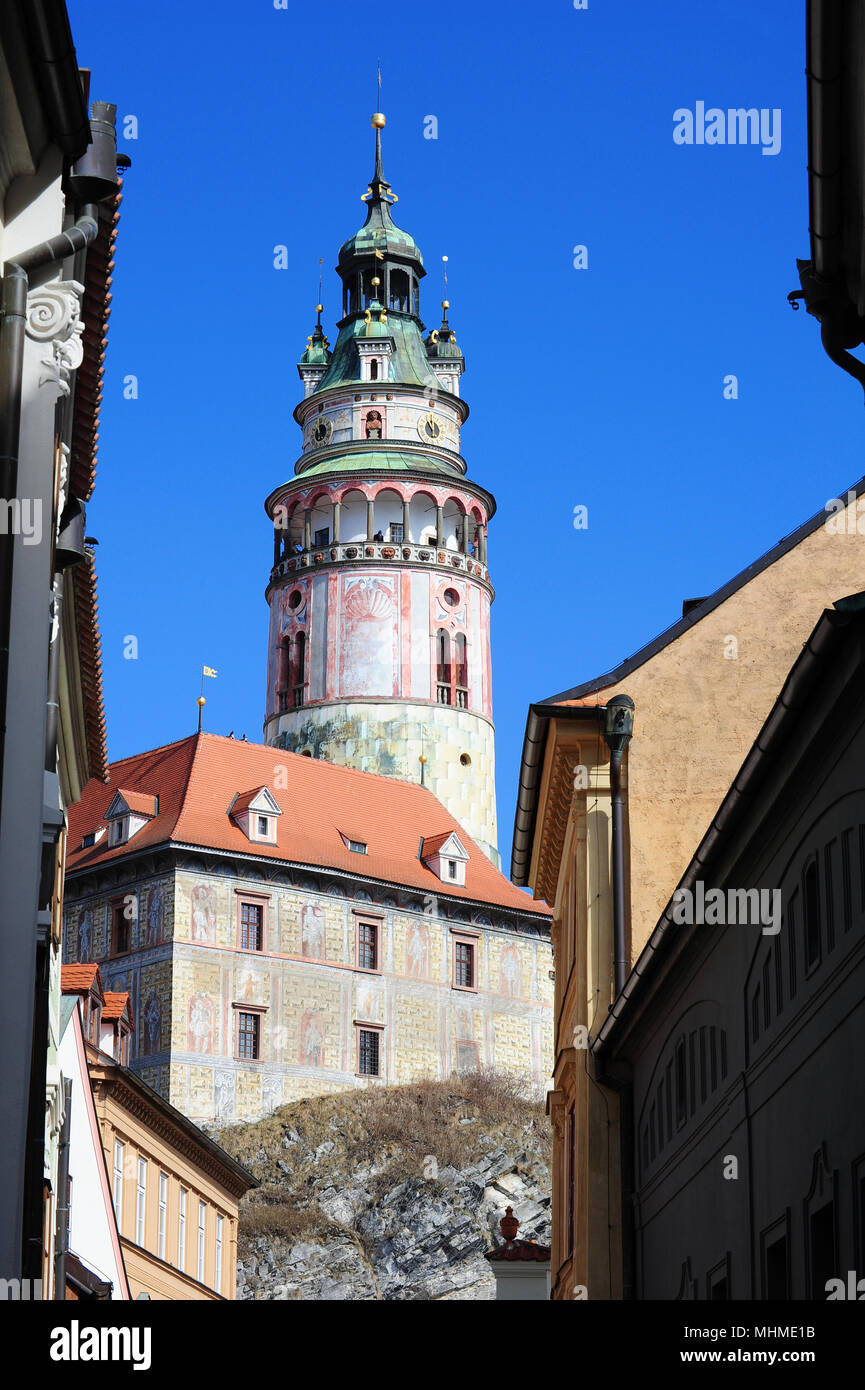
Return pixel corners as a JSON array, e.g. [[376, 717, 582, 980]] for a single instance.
[[303, 509, 312, 551], [462, 512, 471, 555], [436, 504, 444, 546], [367, 498, 375, 541], [332, 500, 341, 544], [402, 497, 411, 543], [479, 524, 487, 565]]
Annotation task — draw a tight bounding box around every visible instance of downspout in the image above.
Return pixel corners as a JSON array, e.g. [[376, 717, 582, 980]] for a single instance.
[[602, 695, 635, 998], [54, 1076, 72, 1299]]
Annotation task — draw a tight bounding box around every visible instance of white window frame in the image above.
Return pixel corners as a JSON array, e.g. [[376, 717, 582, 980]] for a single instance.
[[158, 1172, 167, 1260], [215, 1214, 224, 1294], [135, 1156, 147, 1246], [178, 1187, 187, 1272], [112, 1140, 124, 1227], [197, 1200, 206, 1283]]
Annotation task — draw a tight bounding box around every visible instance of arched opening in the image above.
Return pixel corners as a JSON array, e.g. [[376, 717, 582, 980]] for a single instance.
[[362, 270, 377, 307], [409, 491, 437, 545], [389, 269, 409, 312], [373, 488, 404, 544], [370, 358, 379, 381], [309, 495, 332, 549], [436, 629, 451, 704], [291, 631, 306, 708], [442, 498, 464, 551], [339, 489, 367, 543]]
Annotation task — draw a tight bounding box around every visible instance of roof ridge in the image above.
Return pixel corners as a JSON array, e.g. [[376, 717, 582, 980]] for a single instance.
[[542, 469, 865, 705], [172, 732, 209, 842]]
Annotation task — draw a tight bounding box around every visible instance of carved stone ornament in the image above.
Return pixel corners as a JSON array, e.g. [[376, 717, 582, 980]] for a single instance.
[[26, 280, 85, 397]]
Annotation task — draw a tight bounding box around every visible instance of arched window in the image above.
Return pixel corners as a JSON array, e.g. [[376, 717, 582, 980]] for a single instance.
[[389, 269, 409, 312], [454, 633, 468, 707], [370, 358, 378, 381], [293, 632, 306, 707], [278, 638, 291, 712], [436, 629, 451, 704]]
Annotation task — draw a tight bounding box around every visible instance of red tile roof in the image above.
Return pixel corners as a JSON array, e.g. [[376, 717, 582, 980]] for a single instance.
[[113, 788, 157, 817], [61, 963, 102, 995], [102, 991, 133, 1026], [421, 831, 463, 858], [66, 734, 551, 917]]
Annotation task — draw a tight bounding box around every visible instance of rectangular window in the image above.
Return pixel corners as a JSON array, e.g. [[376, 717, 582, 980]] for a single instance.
[[197, 1201, 206, 1283], [240, 901, 263, 951], [358, 1026, 381, 1077], [158, 1173, 167, 1261], [313, 526, 329, 547], [136, 1156, 147, 1246], [113, 1141, 124, 1227], [215, 1214, 224, 1295], [675, 1040, 687, 1127], [788, 897, 798, 997], [111, 901, 129, 955], [763, 1230, 789, 1299], [237, 1011, 260, 1060], [454, 939, 475, 989], [448, 859, 457, 879], [349, 839, 367, 854], [809, 1202, 835, 1298], [356, 918, 379, 971], [804, 859, 821, 971], [178, 1188, 187, 1272], [389, 523, 403, 543], [257, 815, 269, 837]]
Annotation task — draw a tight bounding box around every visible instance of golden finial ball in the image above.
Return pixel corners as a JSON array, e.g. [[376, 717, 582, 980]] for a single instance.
[[315, 303, 323, 313], [371, 276, 380, 287], [419, 755, 427, 764], [196, 697, 206, 707], [372, 112, 386, 129], [442, 299, 450, 310]]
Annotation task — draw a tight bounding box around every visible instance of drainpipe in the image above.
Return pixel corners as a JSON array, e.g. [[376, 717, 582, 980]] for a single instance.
[[602, 695, 635, 998], [54, 1076, 73, 1299]]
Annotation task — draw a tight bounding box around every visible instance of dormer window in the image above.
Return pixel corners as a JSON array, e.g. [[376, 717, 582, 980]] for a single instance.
[[104, 788, 157, 848], [229, 787, 282, 844], [340, 832, 368, 855], [421, 831, 470, 887], [82, 831, 96, 849]]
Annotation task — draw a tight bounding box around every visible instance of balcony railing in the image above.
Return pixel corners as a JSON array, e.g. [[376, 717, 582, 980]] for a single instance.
[[271, 540, 488, 585]]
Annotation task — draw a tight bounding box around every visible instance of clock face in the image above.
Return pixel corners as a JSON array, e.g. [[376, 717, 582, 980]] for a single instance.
[[311, 416, 333, 446], [418, 411, 442, 443]]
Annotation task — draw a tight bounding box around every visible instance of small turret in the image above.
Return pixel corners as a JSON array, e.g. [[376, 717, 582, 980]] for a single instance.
[[297, 304, 332, 397]]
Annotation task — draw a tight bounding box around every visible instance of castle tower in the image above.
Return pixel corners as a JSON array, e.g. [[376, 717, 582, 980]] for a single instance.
[[263, 111, 498, 863]]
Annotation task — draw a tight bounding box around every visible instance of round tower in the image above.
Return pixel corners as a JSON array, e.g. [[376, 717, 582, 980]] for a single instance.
[[263, 111, 498, 863]]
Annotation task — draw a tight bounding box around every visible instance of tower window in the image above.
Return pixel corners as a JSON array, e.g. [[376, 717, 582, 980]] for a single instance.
[[389, 523, 403, 543], [389, 269, 409, 312], [370, 358, 378, 380], [436, 628, 451, 704], [313, 527, 329, 547]]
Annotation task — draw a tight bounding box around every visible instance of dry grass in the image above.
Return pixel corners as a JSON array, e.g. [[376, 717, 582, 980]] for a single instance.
[[219, 1069, 549, 1246]]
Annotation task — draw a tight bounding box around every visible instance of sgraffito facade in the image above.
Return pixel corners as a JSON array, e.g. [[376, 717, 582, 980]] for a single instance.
[[63, 811, 552, 1127]]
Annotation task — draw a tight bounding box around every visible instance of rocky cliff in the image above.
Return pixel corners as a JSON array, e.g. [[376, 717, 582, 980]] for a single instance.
[[216, 1070, 551, 1301]]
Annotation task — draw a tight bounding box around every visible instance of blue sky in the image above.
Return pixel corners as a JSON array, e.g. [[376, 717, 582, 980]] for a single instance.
[[67, 0, 862, 870]]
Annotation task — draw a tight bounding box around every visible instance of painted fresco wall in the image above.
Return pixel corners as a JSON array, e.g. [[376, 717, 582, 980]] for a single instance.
[[63, 861, 552, 1128]]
